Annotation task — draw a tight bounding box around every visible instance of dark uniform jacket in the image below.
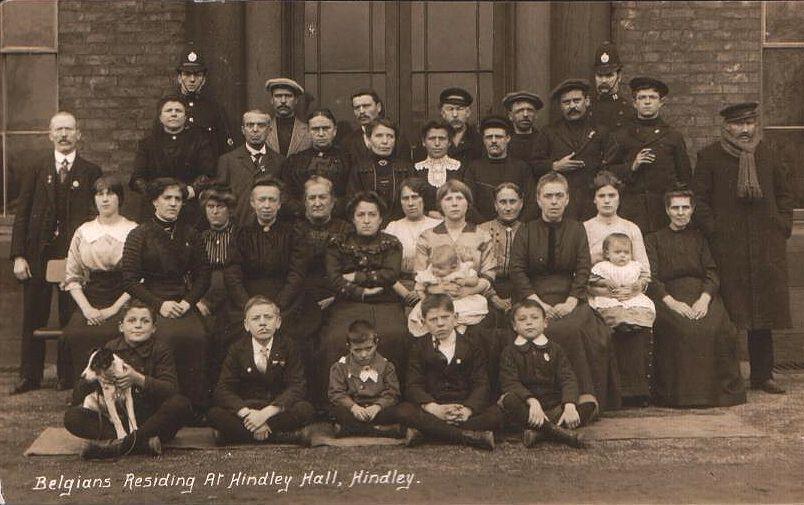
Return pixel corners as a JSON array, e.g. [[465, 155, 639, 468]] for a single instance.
[[608, 116, 692, 234], [405, 333, 490, 414], [130, 127, 216, 196], [10, 153, 102, 278], [590, 89, 633, 131], [280, 145, 352, 218], [463, 156, 535, 223], [121, 217, 212, 312], [536, 115, 613, 222], [216, 143, 283, 227], [500, 338, 578, 411], [213, 334, 306, 413], [177, 85, 234, 158], [692, 140, 794, 330]]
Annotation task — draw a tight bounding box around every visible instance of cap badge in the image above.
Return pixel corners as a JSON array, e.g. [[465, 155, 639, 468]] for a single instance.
[[187, 51, 198, 62], [600, 53, 610, 64]]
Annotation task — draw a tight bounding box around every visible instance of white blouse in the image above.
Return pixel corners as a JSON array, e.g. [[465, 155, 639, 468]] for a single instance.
[[384, 216, 441, 274], [583, 215, 650, 276], [63, 217, 138, 292]]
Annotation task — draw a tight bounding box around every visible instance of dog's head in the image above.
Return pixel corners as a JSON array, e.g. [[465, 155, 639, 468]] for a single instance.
[[81, 348, 116, 382]]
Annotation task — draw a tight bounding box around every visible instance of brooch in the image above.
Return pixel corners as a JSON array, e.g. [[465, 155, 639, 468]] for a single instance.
[[72, 180, 80, 189], [654, 129, 660, 134], [378, 159, 388, 167], [456, 358, 462, 365], [271, 359, 285, 367], [543, 353, 550, 362], [246, 367, 253, 373], [588, 130, 596, 139]]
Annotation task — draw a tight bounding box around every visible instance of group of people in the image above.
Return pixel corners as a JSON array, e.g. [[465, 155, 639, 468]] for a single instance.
[[9, 42, 795, 459]]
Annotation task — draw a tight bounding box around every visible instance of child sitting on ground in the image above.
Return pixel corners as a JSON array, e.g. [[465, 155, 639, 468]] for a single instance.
[[499, 299, 596, 448], [408, 244, 488, 336], [588, 233, 655, 330], [64, 299, 194, 460], [328, 320, 405, 438], [207, 295, 315, 446]]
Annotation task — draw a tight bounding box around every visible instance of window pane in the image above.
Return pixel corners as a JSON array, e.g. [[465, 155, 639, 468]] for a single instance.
[[764, 130, 804, 207], [318, 73, 384, 127], [319, 2, 371, 72], [3, 133, 51, 214], [371, 2, 385, 72], [763, 49, 804, 127], [426, 2, 478, 71], [411, 2, 425, 71], [0, 0, 57, 49], [5, 54, 57, 130], [478, 2, 494, 71], [765, 2, 804, 44]]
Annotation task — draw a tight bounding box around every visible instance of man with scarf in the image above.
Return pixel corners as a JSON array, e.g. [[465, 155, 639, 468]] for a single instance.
[[534, 79, 613, 222], [607, 77, 691, 234], [693, 102, 795, 395], [174, 48, 234, 159]]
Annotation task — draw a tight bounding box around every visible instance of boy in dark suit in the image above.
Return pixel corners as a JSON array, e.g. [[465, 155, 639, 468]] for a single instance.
[[207, 295, 314, 445], [499, 299, 595, 448], [398, 294, 502, 450]]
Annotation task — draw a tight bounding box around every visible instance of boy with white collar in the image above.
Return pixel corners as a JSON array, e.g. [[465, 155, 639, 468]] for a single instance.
[[499, 299, 594, 448], [398, 294, 502, 450], [328, 319, 405, 438]]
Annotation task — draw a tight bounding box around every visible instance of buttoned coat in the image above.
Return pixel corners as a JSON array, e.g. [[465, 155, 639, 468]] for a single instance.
[[216, 144, 283, 226], [267, 118, 311, 160]]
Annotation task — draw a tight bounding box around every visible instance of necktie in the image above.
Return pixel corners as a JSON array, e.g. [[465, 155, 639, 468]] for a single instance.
[[58, 159, 69, 184], [256, 347, 269, 373], [253, 152, 263, 171]]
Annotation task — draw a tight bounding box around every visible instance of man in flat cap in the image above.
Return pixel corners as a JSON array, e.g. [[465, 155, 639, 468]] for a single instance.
[[265, 78, 312, 159], [434, 87, 484, 164], [341, 88, 411, 163], [463, 116, 534, 222], [174, 47, 234, 159], [502, 91, 550, 170], [536, 79, 612, 221], [608, 77, 691, 233], [693, 102, 794, 395], [590, 41, 633, 131]]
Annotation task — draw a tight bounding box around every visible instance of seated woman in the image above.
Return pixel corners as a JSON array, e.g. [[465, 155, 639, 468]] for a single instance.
[[510, 172, 620, 414], [280, 109, 351, 218], [64, 299, 194, 459], [412, 120, 466, 217], [208, 296, 315, 445], [347, 118, 414, 220], [129, 95, 216, 224], [645, 187, 746, 408], [584, 171, 653, 402], [320, 191, 406, 391], [384, 178, 441, 311], [121, 177, 211, 412], [61, 176, 138, 386], [224, 176, 307, 338]]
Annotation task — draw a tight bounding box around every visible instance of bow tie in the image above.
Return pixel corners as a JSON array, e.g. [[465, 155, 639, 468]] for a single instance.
[[358, 366, 378, 383]]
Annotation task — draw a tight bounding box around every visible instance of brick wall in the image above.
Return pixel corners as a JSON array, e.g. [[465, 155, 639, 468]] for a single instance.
[[58, 0, 188, 178], [612, 1, 761, 158]]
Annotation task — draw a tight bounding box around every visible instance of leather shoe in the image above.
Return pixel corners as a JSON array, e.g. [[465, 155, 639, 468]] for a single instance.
[[540, 422, 586, 449], [404, 427, 424, 448], [523, 429, 547, 448], [81, 431, 138, 460], [751, 379, 786, 394], [10, 379, 39, 395], [461, 429, 495, 451]]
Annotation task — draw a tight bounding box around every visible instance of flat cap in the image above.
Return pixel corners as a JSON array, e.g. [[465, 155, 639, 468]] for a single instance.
[[265, 78, 304, 96], [177, 48, 206, 72], [629, 76, 669, 97], [479, 115, 513, 134], [439, 87, 473, 107], [550, 78, 591, 100], [593, 41, 622, 73], [720, 102, 759, 122], [502, 91, 544, 111]]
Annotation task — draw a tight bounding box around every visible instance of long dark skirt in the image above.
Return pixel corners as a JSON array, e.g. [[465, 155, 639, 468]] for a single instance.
[[611, 327, 653, 399], [62, 312, 123, 385], [653, 278, 746, 407], [544, 303, 621, 412], [154, 311, 210, 409]]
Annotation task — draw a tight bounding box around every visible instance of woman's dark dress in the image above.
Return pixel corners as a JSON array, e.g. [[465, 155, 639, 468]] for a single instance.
[[645, 227, 746, 407]]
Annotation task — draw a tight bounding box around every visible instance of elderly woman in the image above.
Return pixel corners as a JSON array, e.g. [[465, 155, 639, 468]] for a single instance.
[[347, 118, 414, 220], [412, 119, 466, 217], [61, 176, 138, 386], [280, 109, 351, 218], [584, 171, 652, 403], [384, 177, 442, 307], [320, 191, 405, 391], [129, 95, 216, 224], [121, 177, 211, 411], [645, 188, 745, 407], [510, 172, 620, 413]]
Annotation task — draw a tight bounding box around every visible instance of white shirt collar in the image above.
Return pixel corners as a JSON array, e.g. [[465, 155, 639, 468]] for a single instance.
[[514, 334, 548, 346], [433, 330, 458, 364], [245, 143, 267, 156], [55, 150, 77, 168], [251, 336, 274, 357]]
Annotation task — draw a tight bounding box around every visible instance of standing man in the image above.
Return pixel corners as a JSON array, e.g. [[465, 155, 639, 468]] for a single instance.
[[608, 77, 691, 234], [590, 41, 633, 131], [10, 112, 102, 394], [463, 116, 533, 222], [264, 78, 312, 159], [432, 87, 484, 165], [175, 48, 234, 159], [693, 102, 794, 395], [502, 91, 550, 171], [217, 109, 283, 226], [538, 79, 611, 221]]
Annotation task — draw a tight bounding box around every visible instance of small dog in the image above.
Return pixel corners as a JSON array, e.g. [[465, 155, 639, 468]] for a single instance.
[[81, 348, 138, 439]]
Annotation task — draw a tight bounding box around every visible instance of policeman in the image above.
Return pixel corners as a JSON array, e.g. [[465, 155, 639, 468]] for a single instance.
[[590, 41, 633, 131], [175, 47, 234, 159]]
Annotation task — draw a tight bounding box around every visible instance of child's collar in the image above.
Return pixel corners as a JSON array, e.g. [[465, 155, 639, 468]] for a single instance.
[[514, 334, 548, 346]]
